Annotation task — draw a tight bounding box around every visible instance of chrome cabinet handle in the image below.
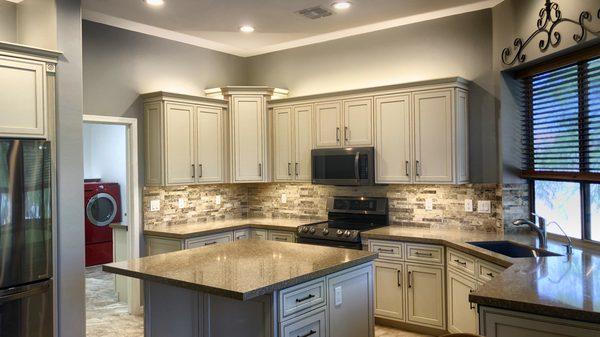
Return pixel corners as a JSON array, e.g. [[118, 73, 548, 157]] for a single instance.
[[469, 289, 476, 309], [336, 127, 340, 142], [199, 164, 203, 178], [204, 241, 217, 246], [344, 126, 349, 141], [295, 163, 299, 176], [298, 330, 316, 337], [414, 251, 433, 257], [405, 161, 410, 176], [288, 163, 292, 176], [259, 163, 262, 177], [486, 272, 494, 278], [454, 259, 467, 266], [377, 248, 394, 253], [408, 271, 412, 288], [192, 164, 195, 178], [397, 270, 402, 287], [415, 160, 421, 176], [295, 294, 315, 303]]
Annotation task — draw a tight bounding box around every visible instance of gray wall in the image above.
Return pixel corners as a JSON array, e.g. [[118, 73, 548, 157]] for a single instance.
[[247, 10, 497, 183], [56, 0, 85, 336]]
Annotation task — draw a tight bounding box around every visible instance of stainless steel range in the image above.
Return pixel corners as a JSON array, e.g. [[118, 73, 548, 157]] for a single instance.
[[297, 196, 389, 250]]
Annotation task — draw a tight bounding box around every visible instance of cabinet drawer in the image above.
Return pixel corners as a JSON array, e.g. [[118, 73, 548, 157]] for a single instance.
[[447, 248, 476, 276], [406, 243, 444, 265], [280, 278, 326, 320], [477, 260, 504, 283], [250, 229, 268, 240], [234, 229, 250, 240], [280, 307, 326, 337], [369, 240, 403, 260], [185, 232, 233, 249], [268, 230, 296, 243]]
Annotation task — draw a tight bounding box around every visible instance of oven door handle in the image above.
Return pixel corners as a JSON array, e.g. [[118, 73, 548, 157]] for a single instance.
[[354, 151, 360, 183]]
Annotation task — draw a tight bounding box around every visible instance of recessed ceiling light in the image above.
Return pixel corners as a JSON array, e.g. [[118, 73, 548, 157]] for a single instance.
[[144, 0, 164, 6], [332, 1, 352, 10], [240, 25, 255, 33]]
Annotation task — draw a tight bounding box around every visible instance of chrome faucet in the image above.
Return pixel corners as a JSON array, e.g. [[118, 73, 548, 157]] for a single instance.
[[512, 213, 547, 249], [547, 221, 574, 256]]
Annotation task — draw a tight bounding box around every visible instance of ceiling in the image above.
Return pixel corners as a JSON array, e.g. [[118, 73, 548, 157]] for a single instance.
[[82, 0, 502, 57]]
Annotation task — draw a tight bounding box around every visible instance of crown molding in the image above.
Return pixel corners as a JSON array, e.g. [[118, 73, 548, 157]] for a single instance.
[[83, 0, 504, 58]]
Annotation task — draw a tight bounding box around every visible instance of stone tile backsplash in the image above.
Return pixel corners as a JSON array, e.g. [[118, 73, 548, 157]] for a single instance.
[[144, 182, 507, 233]]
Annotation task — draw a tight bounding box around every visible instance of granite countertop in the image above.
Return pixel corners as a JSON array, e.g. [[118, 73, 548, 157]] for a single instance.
[[103, 240, 376, 301], [362, 226, 600, 324], [144, 217, 325, 239]]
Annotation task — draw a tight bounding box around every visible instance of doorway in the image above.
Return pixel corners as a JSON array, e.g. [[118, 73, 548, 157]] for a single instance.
[[82, 115, 142, 336]]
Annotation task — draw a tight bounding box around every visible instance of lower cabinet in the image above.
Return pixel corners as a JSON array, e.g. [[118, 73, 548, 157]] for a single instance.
[[185, 232, 233, 249], [374, 261, 404, 321], [447, 269, 478, 334], [280, 307, 327, 337], [406, 264, 445, 328], [268, 230, 296, 243], [250, 229, 268, 240]]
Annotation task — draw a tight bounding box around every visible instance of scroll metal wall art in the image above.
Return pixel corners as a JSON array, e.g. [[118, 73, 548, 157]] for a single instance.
[[501, 0, 600, 65]]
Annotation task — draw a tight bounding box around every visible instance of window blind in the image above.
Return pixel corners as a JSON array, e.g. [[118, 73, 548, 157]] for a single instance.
[[521, 56, 600, 182]]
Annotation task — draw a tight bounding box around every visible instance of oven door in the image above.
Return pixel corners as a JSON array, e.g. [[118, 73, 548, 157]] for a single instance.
[[311, 147, 374, 186]]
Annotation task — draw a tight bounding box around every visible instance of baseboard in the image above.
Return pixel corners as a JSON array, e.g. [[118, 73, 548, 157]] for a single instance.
[[375, 317, 448, 336]]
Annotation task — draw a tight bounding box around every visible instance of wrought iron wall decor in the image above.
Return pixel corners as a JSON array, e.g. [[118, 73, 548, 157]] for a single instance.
[[501, 0, 600, 65]]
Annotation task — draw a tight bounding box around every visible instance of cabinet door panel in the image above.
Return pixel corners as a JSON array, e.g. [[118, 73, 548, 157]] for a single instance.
[[233, 96, 264, 181], [0, 57, 46, 137], [414, 90, 453, 183], [344, 98, 373, 146], [273, 107, 293, 181], [165, 103, 195, 185], [144, 102, 163, 185], [406, 264, 445, 328], [294, 105, 313, 181], [447, 270, 478, 334], [374, 261, 404, 321], [196, 106, 223, 183], [314, 101, 342, 148], [375, 94, 411, 183]]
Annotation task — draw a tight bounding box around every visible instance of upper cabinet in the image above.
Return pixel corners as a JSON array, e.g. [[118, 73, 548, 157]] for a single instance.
[[314, 98, 374, 148], [206, 86, 289, 183], [272, 104, 313, 182], [142, 92, 227, 186], [314, 101, 342, 148], [0, 44, 59, 139]]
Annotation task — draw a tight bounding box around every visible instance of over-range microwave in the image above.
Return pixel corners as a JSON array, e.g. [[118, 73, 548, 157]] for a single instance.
[[311, 147, 375, 186]]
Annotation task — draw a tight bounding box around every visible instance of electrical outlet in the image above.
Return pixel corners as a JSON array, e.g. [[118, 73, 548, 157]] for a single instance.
[[334, 286, 343, 306], [425, 198, 433, 211], [281, 194, 287, 204], [215, 195, 221, 205], [477, 200, 491, 214], [178, 198, 185, 209], [464, 199, 473, 212], [150, 199, 160, 212]]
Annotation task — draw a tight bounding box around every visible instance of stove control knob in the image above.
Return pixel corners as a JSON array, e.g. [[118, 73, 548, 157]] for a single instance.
[[336, 229, 343, 236], [322, 228, 329, 236], [344, 230, 351, 237], [309, 227, 316, 234], [301, 226, 309, 233]]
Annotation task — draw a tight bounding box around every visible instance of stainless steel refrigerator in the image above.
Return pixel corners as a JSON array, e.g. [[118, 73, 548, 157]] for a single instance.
[[0, 139, 52, 337]]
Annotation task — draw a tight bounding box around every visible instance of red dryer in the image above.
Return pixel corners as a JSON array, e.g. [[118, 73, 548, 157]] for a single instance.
[[84, 182, 122, 267]]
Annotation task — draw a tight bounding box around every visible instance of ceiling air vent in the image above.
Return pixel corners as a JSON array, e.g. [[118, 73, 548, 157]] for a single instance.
[[297, 6, 333, 19]]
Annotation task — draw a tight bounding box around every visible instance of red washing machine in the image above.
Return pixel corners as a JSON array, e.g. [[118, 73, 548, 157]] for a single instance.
[[84, 182, 122, 267]]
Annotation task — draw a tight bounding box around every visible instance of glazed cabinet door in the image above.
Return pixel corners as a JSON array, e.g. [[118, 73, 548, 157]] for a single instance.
[[375, 94, 412, 183], [0, 56, 47, 138], [374, 261, 405, 321], [273, 107, 294, 181], [343, 98, 373, 146], [165, 103, 195, 185], [314, 101, 342, 148], [413, 89, 453, 183], [447, 270, 478, 334], [232, 96, 265, 182], [293, 104, 313, 181], [196, 106, 224, 183], [406, 264, 445, 329]]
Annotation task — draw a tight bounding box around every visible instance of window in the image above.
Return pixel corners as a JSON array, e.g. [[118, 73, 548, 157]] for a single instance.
[[521, 50, 600, 242]]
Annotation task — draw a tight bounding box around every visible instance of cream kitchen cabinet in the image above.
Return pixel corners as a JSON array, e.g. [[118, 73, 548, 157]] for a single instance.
[[314, 99, 373, 148], [375, 94, 412, 183], [406, 264, 445, 329], [0, 45, 58, 139], [447, 269, 478, 334], [273, 104, 313, 182], [206, 86, 289, 183], [142, 92, 227, 186], [374, 261, 404, 321]]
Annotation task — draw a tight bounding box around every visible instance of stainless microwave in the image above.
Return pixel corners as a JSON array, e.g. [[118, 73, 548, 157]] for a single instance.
[[311, 147, 375, 186]]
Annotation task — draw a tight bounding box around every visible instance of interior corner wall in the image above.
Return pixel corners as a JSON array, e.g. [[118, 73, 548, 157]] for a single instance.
[[0, 1, 17, 43], [16, 0, 58, 50], [246, 9, 497, 183]]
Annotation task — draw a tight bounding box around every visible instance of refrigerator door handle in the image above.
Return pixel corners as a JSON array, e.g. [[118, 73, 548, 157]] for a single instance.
[[0, 280, 51, 303]]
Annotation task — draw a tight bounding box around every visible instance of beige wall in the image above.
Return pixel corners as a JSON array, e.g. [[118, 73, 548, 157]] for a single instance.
[[248, 10, 498, 184], [0, 1, 17, 42], [16, 0, 57, 50]]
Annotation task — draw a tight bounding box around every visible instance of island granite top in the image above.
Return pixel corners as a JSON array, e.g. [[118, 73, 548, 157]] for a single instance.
[[362, 226, 600, 324], [103, 240, 376, 301]]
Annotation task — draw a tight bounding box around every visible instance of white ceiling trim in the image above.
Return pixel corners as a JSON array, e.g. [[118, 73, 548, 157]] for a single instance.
[[83, 0, 503, 58]]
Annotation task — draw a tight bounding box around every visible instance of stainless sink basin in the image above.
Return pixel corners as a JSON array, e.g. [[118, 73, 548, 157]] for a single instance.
[[467, 240, 562, 258]]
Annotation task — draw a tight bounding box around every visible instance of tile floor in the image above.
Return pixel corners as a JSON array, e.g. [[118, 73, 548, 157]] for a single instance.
[[85, 266, 431, 337]]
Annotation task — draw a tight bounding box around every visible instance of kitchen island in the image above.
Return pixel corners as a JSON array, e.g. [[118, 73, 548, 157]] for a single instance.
[[103, 239, 377, 337]]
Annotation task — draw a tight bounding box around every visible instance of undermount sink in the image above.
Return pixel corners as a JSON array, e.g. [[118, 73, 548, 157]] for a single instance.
[[467, 240, 563, 258]]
